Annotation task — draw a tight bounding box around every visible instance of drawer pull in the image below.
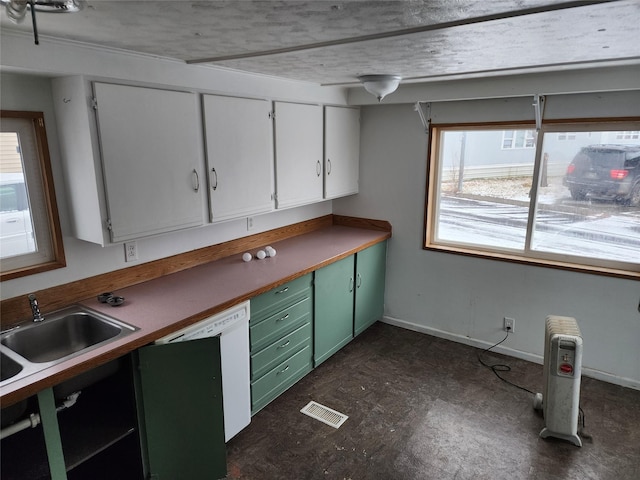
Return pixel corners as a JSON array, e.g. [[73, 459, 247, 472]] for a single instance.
[[277, 365, 290, 375], [276, 313, 290, 322], [275, 286, 289, 294], [277, 340, 291, 349]]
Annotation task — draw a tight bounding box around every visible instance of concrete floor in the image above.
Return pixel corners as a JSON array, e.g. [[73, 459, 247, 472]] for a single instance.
[[226, 322, 640, 480]]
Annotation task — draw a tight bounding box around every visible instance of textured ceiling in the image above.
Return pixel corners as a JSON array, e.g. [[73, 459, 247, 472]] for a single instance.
[[1, 0, 639, 85]]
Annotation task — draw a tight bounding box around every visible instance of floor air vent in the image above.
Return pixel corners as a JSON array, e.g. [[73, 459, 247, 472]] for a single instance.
[[300, 401, 348, 429]]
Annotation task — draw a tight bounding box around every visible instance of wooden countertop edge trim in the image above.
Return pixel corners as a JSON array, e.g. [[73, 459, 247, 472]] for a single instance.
[[1, 215, 391, 406], [332, 215, 392, 232]]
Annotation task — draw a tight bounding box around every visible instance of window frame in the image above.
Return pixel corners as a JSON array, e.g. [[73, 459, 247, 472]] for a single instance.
[[424, 118, 640, 280], [0, 110, 65, 280]]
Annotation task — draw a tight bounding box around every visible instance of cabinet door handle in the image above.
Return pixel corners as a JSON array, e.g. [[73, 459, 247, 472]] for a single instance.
[[211, 167, 218, 191], [327, 158, 331, 175], [277, 340, 291, 349], [276, 313, 290, 322], [275, 286, 289, 294], [357, 273, 362, 288], [277, 365, 290, 375], [316, 160, 321, 177], [349, 276, 354, 293], [192, 169, 200, 192]]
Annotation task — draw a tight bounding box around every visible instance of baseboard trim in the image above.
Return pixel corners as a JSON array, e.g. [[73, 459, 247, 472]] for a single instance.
[[381, 315, 640, 391]]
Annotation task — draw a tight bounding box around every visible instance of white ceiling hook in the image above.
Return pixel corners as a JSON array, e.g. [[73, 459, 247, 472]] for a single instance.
[[533, 94, 546, 131], [414, 102, 431, 135]]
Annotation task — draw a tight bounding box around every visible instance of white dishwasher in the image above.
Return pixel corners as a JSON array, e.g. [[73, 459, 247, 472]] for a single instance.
[[155, 301, 251, 441]]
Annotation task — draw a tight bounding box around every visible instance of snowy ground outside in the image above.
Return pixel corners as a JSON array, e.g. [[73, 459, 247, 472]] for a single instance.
[[437, 176, 640, 264]]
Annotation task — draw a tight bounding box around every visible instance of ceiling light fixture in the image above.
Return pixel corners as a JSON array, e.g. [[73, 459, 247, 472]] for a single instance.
[[1, 0, 83, 44], [357, 75, 402, 102]]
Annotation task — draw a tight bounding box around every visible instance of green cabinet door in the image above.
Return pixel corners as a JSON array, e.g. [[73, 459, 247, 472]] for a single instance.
[[136, 337, 226, 480], [355, 241, 387, 336], [314, 254, 355, 366]]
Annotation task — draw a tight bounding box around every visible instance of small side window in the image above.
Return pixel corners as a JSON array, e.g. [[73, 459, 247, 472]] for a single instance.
[[0, 111, 65, 280]]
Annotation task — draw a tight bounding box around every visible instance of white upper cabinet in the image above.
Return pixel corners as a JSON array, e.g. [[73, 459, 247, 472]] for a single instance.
[[52, 77, 205, 245], [202, 95, 273, 222], [273, 102, 324, 209], [52, 76, 360, 246], [93, 83, 204, 242], [324, 106, 360, 199]]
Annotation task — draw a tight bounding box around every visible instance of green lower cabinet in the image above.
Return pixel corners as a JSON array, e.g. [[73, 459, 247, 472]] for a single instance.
[[251, 345, 313, 413], [354, 241, 387, 336], [314, 254, 355, 366], [250, 274, 313, 414], [251, 322, 312, 380], [314, 241, 387, 366], [136, 337, 227, 480]]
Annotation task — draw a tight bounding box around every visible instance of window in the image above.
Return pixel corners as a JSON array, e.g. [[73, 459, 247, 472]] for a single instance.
[[0, 111, 65, 280], [502, 129, 535, 149], [425, 120, 640, 278], [558, 132, 577, 141], [615, 131, 639, 140]]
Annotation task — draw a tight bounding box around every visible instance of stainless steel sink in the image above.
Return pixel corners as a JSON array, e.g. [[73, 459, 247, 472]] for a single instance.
[[2, 312, 125, 363], [0, 351, 23, 382], [0, 305, 137, 387]]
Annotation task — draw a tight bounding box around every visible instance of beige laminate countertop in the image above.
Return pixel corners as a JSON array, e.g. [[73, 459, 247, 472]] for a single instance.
[[1, 225, 389, 406]]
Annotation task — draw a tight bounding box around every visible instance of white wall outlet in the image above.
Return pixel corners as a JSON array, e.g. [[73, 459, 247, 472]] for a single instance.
[[247, 217, 254, 231], [504, 317, 515, 333], [124, 241, 138, 262]]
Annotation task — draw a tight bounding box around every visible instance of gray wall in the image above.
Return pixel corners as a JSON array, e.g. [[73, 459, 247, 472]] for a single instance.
[[334, 94, 640, 389]]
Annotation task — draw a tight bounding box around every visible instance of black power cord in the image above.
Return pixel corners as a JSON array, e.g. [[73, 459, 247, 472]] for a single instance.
[[477, 330, 535, 395], [477, 330, 590, 440]]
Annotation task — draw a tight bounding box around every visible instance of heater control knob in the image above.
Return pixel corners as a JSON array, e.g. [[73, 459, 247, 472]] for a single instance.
[[559, 363, 574, 375]]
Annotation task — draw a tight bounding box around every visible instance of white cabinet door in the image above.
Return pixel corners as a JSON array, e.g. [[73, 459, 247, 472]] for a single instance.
[[93, 83, 204, 242], [52, 76, 106, 245], [324, 106, 360, 199], [203, 95, 273, 222], [273, 102, 323, 209]]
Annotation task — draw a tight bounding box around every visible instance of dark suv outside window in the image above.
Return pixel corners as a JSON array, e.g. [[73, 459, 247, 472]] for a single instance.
[[563, 144, 640, 206]]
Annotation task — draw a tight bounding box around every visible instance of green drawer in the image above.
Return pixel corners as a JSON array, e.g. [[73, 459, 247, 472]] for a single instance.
[[250, 296, 311, 351], [251, 345, 313, 414], [251, 273, 312, 322], [251, 322, 312, 381]]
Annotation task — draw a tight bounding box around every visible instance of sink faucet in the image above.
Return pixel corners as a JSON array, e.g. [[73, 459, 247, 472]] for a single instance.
[[28, 294, 45, 322]]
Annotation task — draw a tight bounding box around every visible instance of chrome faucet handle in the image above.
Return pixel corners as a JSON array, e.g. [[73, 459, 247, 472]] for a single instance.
[[28, 294, 45, 322]]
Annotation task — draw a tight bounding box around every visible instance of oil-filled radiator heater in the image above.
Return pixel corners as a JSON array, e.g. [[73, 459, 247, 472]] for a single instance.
[[536, 315, 583, 447]]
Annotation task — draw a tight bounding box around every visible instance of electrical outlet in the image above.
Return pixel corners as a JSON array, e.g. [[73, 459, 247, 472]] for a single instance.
[[247, 217, 254, 231], [504, 317, 515, 333], [124, 241, 138, 262]]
